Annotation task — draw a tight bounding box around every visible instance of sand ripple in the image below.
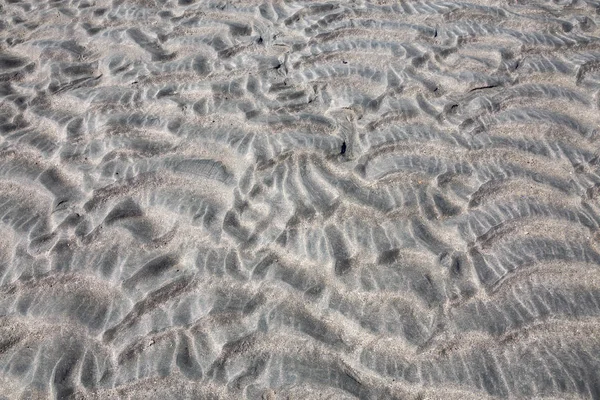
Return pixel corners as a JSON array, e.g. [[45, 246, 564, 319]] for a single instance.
[[1, 1, 600, 399]]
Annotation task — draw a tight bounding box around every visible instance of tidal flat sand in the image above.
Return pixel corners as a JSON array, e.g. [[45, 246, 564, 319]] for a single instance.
[[1, 0, 600, 399]]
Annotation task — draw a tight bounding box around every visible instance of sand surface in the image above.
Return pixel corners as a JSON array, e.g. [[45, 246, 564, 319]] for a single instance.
[[2, 0, 600, 399]]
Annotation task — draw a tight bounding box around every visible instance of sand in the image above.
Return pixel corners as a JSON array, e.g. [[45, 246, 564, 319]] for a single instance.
[[1, 0, 600, 399]]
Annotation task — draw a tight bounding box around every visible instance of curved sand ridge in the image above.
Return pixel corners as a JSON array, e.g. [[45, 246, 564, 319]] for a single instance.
[[2, 0, 600, 399]]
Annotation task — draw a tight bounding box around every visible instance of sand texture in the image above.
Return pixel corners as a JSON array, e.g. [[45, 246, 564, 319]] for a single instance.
[[2, 0, 600, 399]]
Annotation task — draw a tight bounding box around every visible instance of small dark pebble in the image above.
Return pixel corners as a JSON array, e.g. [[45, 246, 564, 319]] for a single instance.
[[340, 141, 346, 155]]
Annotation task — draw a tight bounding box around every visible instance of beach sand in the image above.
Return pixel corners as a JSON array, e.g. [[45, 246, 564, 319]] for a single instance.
[[1, 0, 600, 398]]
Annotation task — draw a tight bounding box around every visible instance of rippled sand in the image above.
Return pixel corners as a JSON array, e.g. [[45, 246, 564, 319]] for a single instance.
[[2, 0, 600, 399]]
